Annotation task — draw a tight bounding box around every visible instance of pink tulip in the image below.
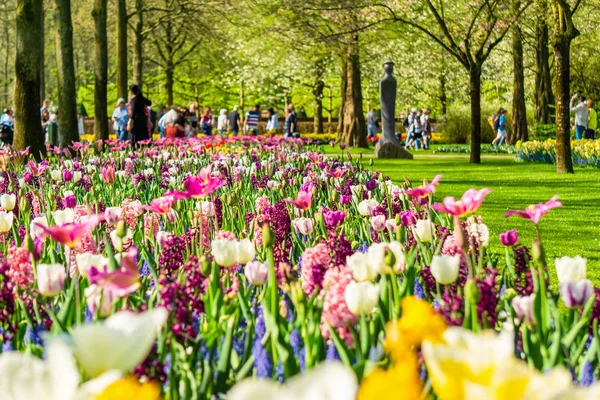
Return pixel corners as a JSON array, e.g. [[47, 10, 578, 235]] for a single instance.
[[100, 166, 116, 184], [505, 195, 563, 225], [432, 188, 492, 218], [499, 229, 518, 246], [27, 160, 48, 177], [36, 215, 104, 248], [167, 175, 226, 200], [370, 215, 386, 232], [285, 188, 313, 210], [404, 174, 443, 198], [88, 248, 140, 297], [18, 147, 30, 156], [143, 196, 174, 214]]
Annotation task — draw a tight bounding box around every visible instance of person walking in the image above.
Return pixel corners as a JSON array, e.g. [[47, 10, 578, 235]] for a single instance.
[[217, 108, 228, 135], [366, 108, 378, 138], [200, 107, 213, 136], [112, 98, 129, 140], [570, 95, 589, 140], [127, 85, 151, 143], [586, 99, 597, 139], [228, 106, 241, 136], [244, 104, 261, 135], [266, 108, 279, 135], [491, 108, 508, 146], [284, 104, 297, 138], [421, 108, 432, 149]]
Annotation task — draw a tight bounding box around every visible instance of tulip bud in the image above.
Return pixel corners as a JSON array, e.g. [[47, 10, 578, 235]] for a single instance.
[[384, 249, 396, 268], [25, 234, 35, 254], [200, 255, 211, 276], [395, 214, 401, 226], [312, 186, 318, 196], [331, 190, 339, 203], [464, 279, 480, 303], [262, 224, 275, 248], [116, 220, 127, 239], [36, 263, 66, 297], [19, 196, 30, 213], [351, 240, 359, 248], [532, 238, 545, 263], [503, 288, 517, 302], [378, 173, 384, 182]]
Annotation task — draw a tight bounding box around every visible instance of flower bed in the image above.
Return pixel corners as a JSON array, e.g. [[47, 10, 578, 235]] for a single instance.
[[516, 139, 600, 167], [0, 137, 596, 398]]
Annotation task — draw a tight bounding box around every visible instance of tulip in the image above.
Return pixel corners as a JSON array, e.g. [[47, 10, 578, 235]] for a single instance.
[[228, 361, 357, 400], [430, 255, 460, 285], [499, 229, 518, 246], [237, 238, 256, 265], [244, 261, 268, 285], [555, 256, 586, 284], [62, 170, 73, 182], [404, 174, 443, 198], [104, 207, 122, 224], [414, 219, 433, 242], [370, 215, 386, 232], [399, 210, 415, 226], [505, 195, 562, 225], [367, 241, 405, 274], [433, 188, 492, 218], [68, 308, 168, 377], [30, 215, 48, 239], [37, 215, 104, 248], [560, 280, 594, 309], [143, 196, 174, 215], [36, 263, 66, 297], [73, 170, 82, 183], [50, 169, 62, 181], [211, 239, 238, 267], [357, 199, 378, 216], [156, 231, 171, 247], [512, 295, 535, 324], [100, 166, 116, 184], [385, 218, 398, 232], [0, 211, 13, 233], [85, 284, 116, 317], [285, 187, 313, 210], [88, 248, 140, 297], [344, 280, 380, 315], [75, 253, 108, 278], [201, 201, 216, 217], [0, 193, 16, 211], [110, 228, 132, 252], [347, 252, 378, 282], [322, 210, 345, 229], [292, 217, 314, 235], [63, 195, 77, 209], [53, 208, 75, 225], [167, 174, 226, 200]]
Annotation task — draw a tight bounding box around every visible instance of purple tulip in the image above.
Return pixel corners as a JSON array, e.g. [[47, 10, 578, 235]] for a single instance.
[[365, 180, 377, 191], [23, 172, 33, 185], [560, 280, 594, 309], [340, 195, 351, 205], [323, 210, 345, 229], [63, 195, 77, 209], [399, 210, 415, 227], [499, 229, 518, 246], [63, 170, 73, 182]]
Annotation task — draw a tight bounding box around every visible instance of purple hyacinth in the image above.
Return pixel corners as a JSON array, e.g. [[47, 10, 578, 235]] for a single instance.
[[326, 342, 340, 361], [580, 361, 595, 386], [253, 307, 273, 377]]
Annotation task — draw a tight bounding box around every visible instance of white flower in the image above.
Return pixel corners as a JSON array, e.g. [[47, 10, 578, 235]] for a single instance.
[[211, 239, 238, 267], [50, 169, 62, 181], [555, 256, 586, 284], [67, 308, 168, 378], [109, 229, 132, 252], [53, 208, 75, 225], [104, 207, 122, 223], [228, 361, 357, 400], [344, 281, 380, 315], [467, 222, 489, 247], [430, 254, 460, 285], [346, 252, 377, 282], [0, 193, 16, 211], [560, 280, 594, 309], [512, 295, 535, 324], [370, 215, 386, 232], [237, 238, 256, 265], [357, 199, 379, 216], [201, 201, 216, 217], [72, 171, 82, 183], [84, 285, 116, 318], [292, 217, 314, 235], [31, 215, 48, 239], [367, 241, 405, 274], [142, 168, 153, 177], [18, 178, 25, 187], [63, 190, 74, 197], [414, 219, 433, 242], [75, 253, 108, 278], [115, 170, 126, 179], [86, 165, 97, 174], [0, 211, 13, 233], [168, 167, 177, 175], [36, 263, 66, 297], [266, 180, 280, 189], [244, 261, 268, 285], [385, 218, 398, 232]]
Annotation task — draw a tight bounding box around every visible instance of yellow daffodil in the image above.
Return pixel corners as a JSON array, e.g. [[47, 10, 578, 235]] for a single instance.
[[95, 377, 161, 400], [357, 352, 422, 400], [385, 296, 446, 360]]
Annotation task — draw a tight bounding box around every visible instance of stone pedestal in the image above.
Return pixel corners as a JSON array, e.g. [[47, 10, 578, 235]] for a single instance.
[[374, 141, 413, 159]]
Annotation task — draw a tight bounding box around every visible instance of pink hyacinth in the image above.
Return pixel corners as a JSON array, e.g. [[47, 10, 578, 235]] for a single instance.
[[215, 230, 236, 241], [505, 195, 563, 225], [300, 243, 331, 296], [320, 267, 358, 347], [433, 188, 492, 218], [255, 196, 271, 214], [6, 244, 34, 288], [404, 174, 443, 198], [144, 213, 160, 237], [121, 199, 144, 227]]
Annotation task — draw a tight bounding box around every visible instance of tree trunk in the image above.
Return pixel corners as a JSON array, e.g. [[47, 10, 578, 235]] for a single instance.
[[14, 0, 45, 159], [535, 0, 554, 124], [469, 65, 482, 163], [133, 0, 143, 87], [93, 0, 108, 141], [313, 78, 324, 134], [511, 2, 528, 143], [116, 0, 127, 99], [336, 57, 347, 136], [165, 62, 174, 106], [439, 51, 447, 115], [327, 86, 332, 133], [338, 37, 367, 148], [4, 2, 10, 105], [54, 0, 78, 146], [553, 37, 573, 173]]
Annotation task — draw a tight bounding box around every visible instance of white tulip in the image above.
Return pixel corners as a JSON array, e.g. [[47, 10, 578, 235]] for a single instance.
[[63, 190, 74, 197], [344, 281, 380, 315], [228, 361, 357, 400], [75, 253, 108, 278], [201, 201, 216, 217], [367, 241, 405, 274], [104, 207, 122, 224], [357, 199, 379, 216], [211, 239, 238, 267], [244, 261, 269, 285], [0, 211, 13, 233], [53, 208, 75, 225], [555, 256, 586, 284], [36, 264, 66, 297], [430, 254, 460, 285], [30, 215, 48, 239], [50, 170, 62, 181], [237, 238, 256, 265], [414, 219, 433, 242], [292, 217, 314, 235], [115, 170, 126, 179], [72, 171, 82, 183], [67, 308, 168, 378], [84, 285, 116, 318], [347, 252, 377, 282], [109, 229, 132, 252], [0, 193, 16, 211]]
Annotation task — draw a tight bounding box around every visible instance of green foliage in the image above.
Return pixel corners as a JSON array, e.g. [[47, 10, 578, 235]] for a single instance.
[[433, 144, 516, 154], [437, 103, 504, 144], [533, 124, 556, 140]]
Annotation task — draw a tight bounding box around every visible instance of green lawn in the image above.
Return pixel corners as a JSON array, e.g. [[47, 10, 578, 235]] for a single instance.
[[369, 156, 600, 284]]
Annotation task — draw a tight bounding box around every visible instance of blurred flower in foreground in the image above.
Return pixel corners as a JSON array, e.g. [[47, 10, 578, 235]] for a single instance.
[[555, 255, 586, 284], [94, 377, 160, 400]]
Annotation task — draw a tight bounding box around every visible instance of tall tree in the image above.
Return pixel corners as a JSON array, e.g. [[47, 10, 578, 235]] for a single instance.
[[54, 0, 78, 145], [132, 0, 143, 86], [338, 36, 367, 147], [39, 1, 44, 103], [511, 0, 528, 143], [312, 59, 325, 134], [116, 0, 127, 99], [552, 0, 581, 174], [93, 0, 108, 140], [14, 0, 45, 158], [535, 0, 554, 124]]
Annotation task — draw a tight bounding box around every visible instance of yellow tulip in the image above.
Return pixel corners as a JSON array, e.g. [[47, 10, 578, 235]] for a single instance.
[[357, 353, 422, 400], [95, 377, 161, 400]]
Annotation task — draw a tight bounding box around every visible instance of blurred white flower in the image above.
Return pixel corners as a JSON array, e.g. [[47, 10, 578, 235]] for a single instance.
[[430, 254, 460, 285], [345, 281, 379, 315], [555, 256, 586, 284]]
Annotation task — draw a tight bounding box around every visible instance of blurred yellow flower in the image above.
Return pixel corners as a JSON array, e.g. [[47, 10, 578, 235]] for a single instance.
[[385, 296, 446, 360], [357, 352, 422, 400], [95, 377, 161, 400]]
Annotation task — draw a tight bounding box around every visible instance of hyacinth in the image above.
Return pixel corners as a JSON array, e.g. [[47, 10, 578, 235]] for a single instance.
[[158, 233, 187, 278], [476, 271, 499, 327], [590, 288, 600, 334], [300, 243, 331, 296], [134, 345, 168, 385], [253, 306, 273, 377], [6, 244, 34, 288], [144, 213, 160, 237], [121, 199, 143, 227], [320, 266, 357, 346], [513, 245, 534, 296], [0, 259, 16, 341], [215, 230, 236, 241], [323, 233, 353, 269], [255, 196, 270, 214]]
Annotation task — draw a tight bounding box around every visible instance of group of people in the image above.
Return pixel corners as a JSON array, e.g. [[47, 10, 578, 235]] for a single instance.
[[570, 95, 597, 140], [404, 108, 432, 150]]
